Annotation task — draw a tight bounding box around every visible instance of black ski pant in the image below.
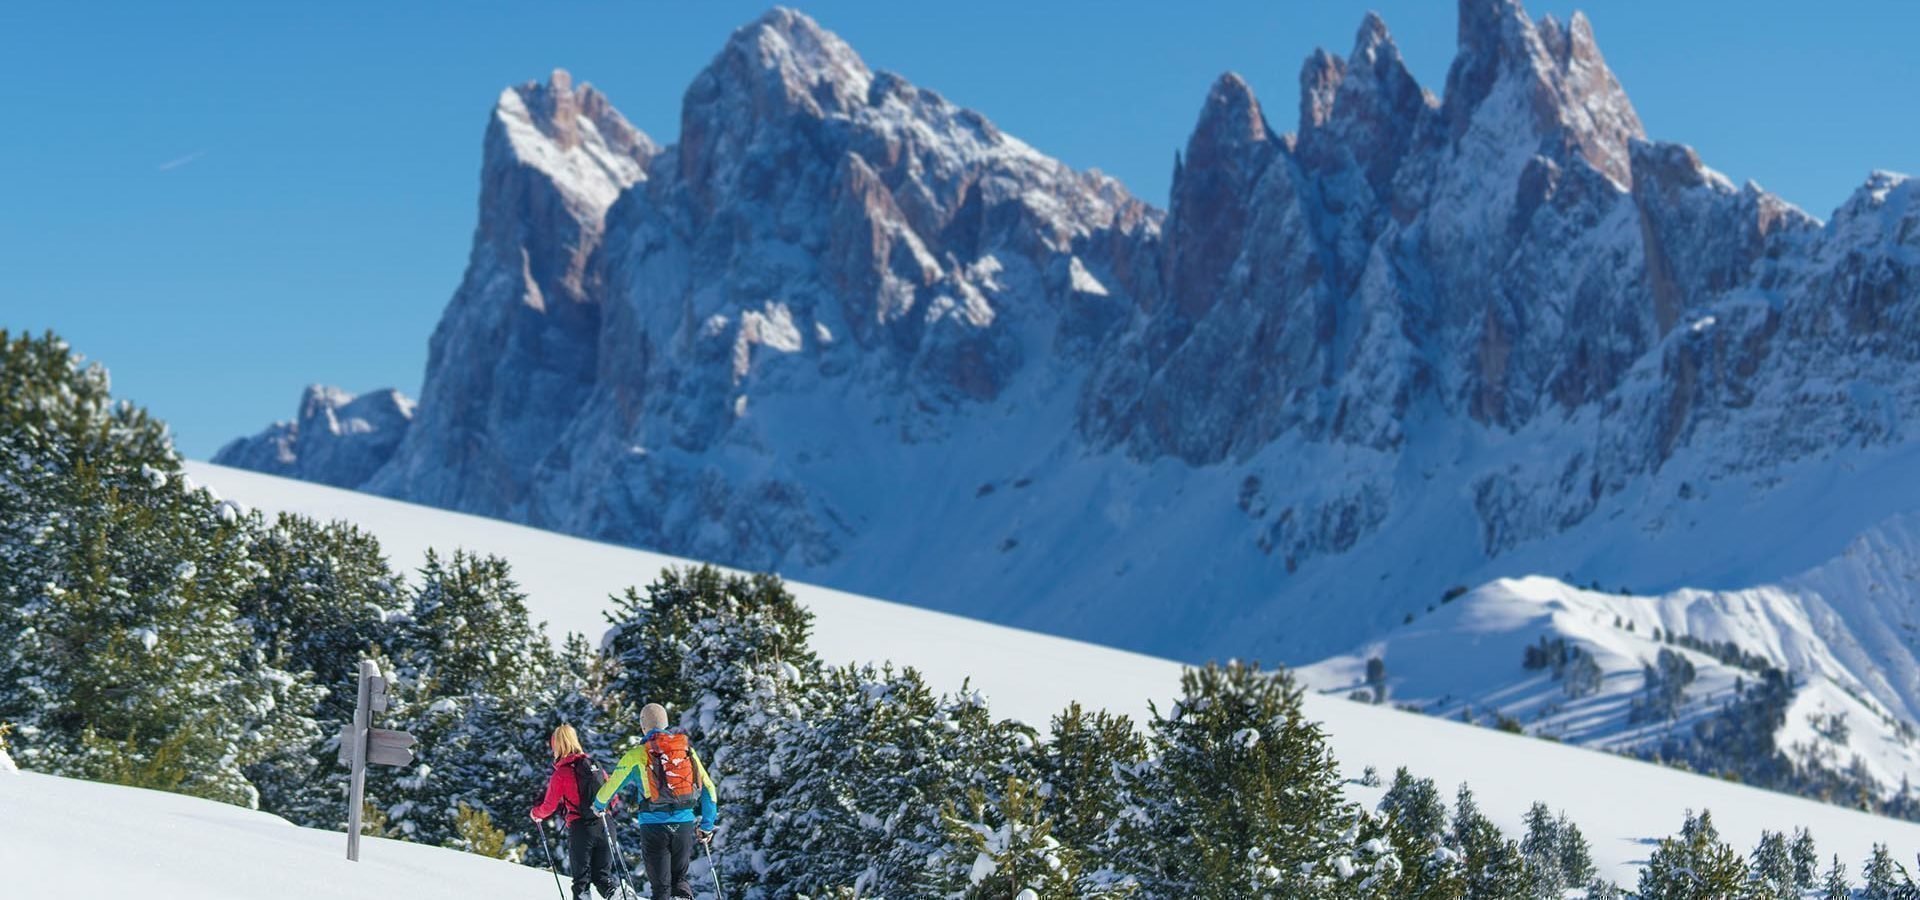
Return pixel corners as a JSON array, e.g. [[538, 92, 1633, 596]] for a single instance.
[[637, 822, 697, 900], [566, 816, 616, 900]]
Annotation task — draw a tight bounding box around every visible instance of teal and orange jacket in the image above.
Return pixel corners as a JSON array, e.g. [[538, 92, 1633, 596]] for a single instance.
[[592, 729, 719, 831]]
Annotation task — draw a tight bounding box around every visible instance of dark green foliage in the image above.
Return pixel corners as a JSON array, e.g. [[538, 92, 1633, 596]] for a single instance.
[[600, 566, 812, 734], [1793, 828, 1821, 890], [238, 514, 405, 821], [1453, 785, 1528, 900], [1827, 854, 1853, 900], [378, 550, 556, 850], [1037, 702, 1146, 868], [744, 665, 1038, 898], [0, 330, 318, 807], [1378, 769, 1464, 899], [1750, 830, 1797, 900], [1631, 648, 1698, 724], [1862, 843, 1905, 900], [940, 776, 1103, 899], [1115, 662, 1388, 899], [1635, 810, 1748, 899]]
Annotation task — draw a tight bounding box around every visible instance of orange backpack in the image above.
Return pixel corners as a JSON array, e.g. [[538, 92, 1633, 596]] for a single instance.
[[644, 730, 701, 811]]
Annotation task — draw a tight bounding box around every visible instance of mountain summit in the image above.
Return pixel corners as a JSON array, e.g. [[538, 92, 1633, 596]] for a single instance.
[[220, 4, 1919, 707]]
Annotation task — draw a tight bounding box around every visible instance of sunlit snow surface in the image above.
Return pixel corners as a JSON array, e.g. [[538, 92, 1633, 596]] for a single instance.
[[181, 461, 1920, 882], [0, 769, 552, 899]]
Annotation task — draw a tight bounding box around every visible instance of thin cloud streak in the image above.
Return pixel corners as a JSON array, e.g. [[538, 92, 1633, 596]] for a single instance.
[[156, 150, 208, 172]]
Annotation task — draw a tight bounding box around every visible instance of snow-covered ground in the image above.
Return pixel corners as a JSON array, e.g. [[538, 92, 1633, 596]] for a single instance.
[[1301, 576, 1920, 800], [0, 768, 550, 899], [180, 461, 1920, 883]]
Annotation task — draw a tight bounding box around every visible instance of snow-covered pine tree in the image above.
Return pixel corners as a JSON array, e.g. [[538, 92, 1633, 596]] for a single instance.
[[1519, 802, 1562, 898], [1114, 662, 1390, 899], [1450, 785, 1527, 900], [600, 566, 812, 731], [238, 513, 405, 824], [1036, 701, 1146, 885], [1827, 855, 1854, 900], [0, 331, 317, 807], [1376, 769, 1464, 899], [744, 664, 1037, 898], [1556, 812, 1594, 888], [1862, 843, 1906, 900], [1792, 828, 1822, 890], [1749, 830, 1797, 900], [940, 776, 1105, 899], [1635, 810, 1748, 899], [378, 550, 555, 854]]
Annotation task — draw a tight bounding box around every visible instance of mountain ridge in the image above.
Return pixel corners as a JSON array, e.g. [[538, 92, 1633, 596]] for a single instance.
[[217, 2, 1919, 715]]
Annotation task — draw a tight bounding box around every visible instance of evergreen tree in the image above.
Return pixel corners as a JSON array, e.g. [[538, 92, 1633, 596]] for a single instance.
[[237, 513, 404, 824], [1376, 769, 1464, 900], [746, 664, 1036, 898], [379, 550, 555, 851], [1827, 855, 1853, 900], [599, 566, 811, 731], [1451, 785, 1527, 900], [1519, 802, 1563, 899], [1863, 844, 1904, 900], [1635, 810, 1748, 899], [1749, 830, 1796, 900], [1793, 828, 1822, 891], [1036, 702, 1147, 889], [0, 332, 316, 806], [940, 776, 1108, 899], [1557, 812, 1594, 887], [1115, 662, 1385, 899], [601, 567, 822, 899]]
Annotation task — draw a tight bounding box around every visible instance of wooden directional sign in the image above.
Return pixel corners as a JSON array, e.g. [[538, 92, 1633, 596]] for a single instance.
[[367, 675, 389, 712], [366, 728, 417, 768], [337, 724, 357, 766]]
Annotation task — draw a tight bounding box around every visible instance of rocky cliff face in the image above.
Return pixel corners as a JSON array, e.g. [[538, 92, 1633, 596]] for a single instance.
[[220, 3, 1920, 674], [360, 70, 656, 519], [214, 385, 413, 489]]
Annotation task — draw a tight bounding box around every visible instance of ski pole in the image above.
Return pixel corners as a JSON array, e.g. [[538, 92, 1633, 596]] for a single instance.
[[703, 838, 728, 900], [535, 818, 566, 900], [600, 811, 637, 898]]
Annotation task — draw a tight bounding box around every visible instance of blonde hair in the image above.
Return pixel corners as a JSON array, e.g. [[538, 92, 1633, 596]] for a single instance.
[[639, 703, 669, 733], [549, 723, 584, 759]]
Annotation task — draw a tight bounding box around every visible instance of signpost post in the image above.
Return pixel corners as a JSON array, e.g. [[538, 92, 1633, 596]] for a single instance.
[[342, 660, 416, 861]]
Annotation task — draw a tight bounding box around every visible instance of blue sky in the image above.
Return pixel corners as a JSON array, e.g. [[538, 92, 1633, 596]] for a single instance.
[[2, 1, 1913, 459]]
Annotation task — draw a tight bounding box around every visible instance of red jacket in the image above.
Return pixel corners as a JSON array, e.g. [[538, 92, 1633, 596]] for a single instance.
[[530, 753, 594, 824]]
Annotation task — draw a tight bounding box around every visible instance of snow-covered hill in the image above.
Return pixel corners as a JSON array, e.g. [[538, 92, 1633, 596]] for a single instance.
[[1300, 575, 1920, 803], [0, 768, 550, 899], [184, 461, 1920, 882]]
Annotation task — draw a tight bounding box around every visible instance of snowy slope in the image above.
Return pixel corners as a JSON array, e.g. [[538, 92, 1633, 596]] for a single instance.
[[184, 461, 1920, 881], [0, 768, 551, 899], [1299, 576, 1920, 800]]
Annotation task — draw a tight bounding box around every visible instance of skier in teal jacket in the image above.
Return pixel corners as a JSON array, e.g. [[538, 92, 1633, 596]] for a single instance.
[[593, 703, 718, 900]]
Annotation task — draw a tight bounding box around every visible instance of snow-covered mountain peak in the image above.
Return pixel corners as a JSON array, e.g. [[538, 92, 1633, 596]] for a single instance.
[[1444, 0, 1642, 186], [213, 385, 413, 490], [1194, 72, 1277, 162], [727, 6, 874, 113], [492, 69, 654, 215]]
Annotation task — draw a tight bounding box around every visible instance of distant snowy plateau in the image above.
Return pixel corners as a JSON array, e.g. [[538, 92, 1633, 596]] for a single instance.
[[218, 3, 1920, 797]]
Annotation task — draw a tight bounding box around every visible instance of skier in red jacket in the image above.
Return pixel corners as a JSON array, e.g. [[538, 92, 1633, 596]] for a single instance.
[[531, 724, 617, 900]]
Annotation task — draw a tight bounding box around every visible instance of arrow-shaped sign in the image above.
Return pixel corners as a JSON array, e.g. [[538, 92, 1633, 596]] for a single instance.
[[367, 728, 417, 768]]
